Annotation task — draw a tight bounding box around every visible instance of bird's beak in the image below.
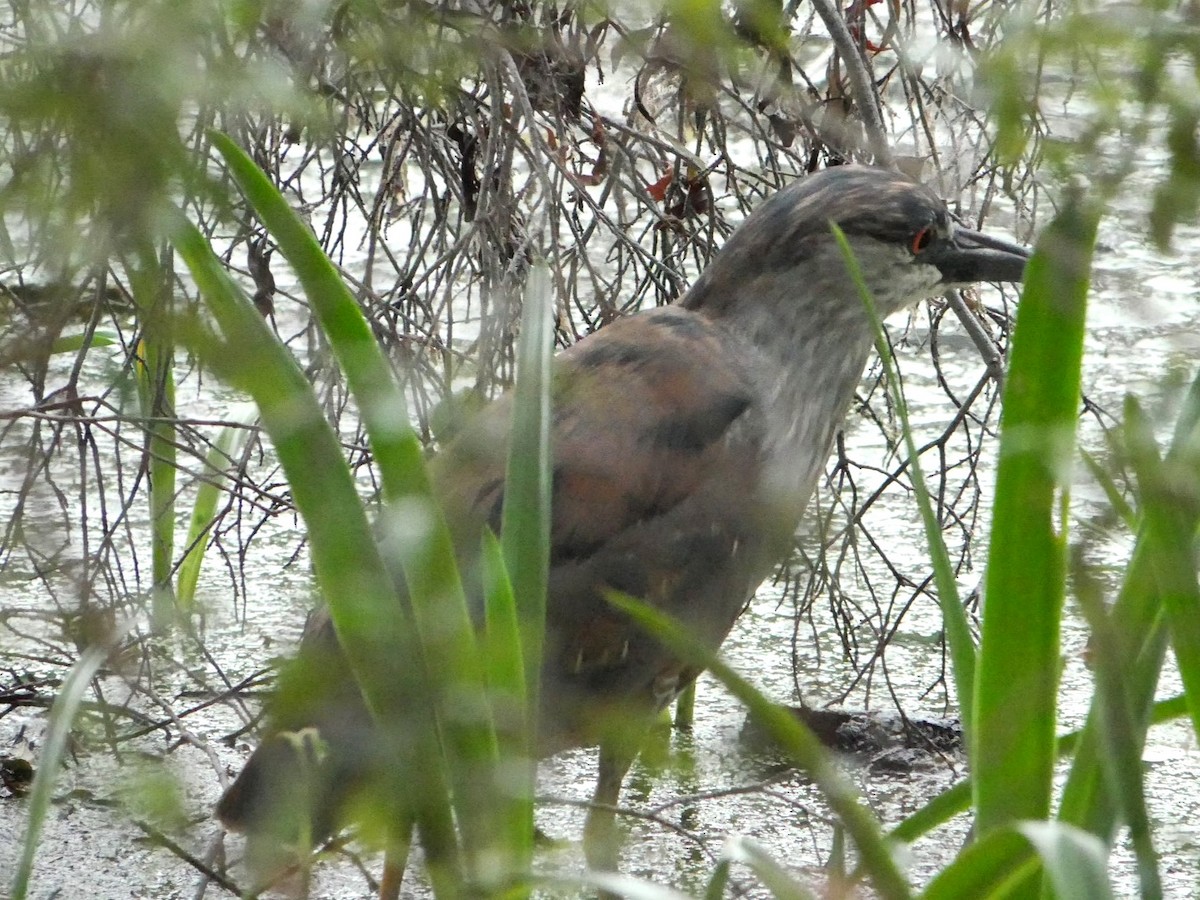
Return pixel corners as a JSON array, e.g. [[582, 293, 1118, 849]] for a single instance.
[[928, 226, 1032, 285]]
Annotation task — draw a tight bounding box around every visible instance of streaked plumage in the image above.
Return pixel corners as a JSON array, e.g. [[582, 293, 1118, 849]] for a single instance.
[[217, 165, 1030, 880]]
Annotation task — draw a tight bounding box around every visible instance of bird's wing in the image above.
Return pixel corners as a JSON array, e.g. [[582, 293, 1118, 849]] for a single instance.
[[433, 306, 773, 740], [220, 307, 772, 848], [435, 306, 758, 555]]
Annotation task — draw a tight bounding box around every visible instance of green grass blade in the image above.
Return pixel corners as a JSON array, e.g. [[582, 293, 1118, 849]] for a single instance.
[[1126, 395, 1200, 746], [722, 836, 821, 900], [492, 261, 554, 887], [208, 132, 473, 642], [972, 192, 1099, 835], [134, 335, 176, 622], [480, 527, 534, 878], [1057, 577, 1167, 842], [831, 224, 976, 736], [130, 248, 177, 626], [482, 528, 526, 708], [209, 132, 503, 877], [882, 696, 1187, 858], [606, 591, 911, 900], [703, 858, 732, 900], [207, 131, 426, 504], [11, 640, 114, 900], [540, 871, 701, 900], [1069, 540, 1162, 899], [920, 828, 1036, 899], [887, 779, 973, 845], [500, 262, 553, 722], [921, 821, 1112, 900], [169, 208, 463, 887], [175, 416, 253, 610], [1057, 371, 1200, 842], [49, 330, 119, 353], [1016, 822, 1114, 900], [1079, 448, 1136, 531]]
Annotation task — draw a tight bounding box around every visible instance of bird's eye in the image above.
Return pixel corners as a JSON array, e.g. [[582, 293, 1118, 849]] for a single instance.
[[910, 226, 935, 255]]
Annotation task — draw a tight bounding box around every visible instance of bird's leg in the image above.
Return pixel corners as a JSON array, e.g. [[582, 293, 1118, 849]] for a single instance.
[[378, 821, 412, 900], [673, 683, 697, 730], [583, 735, 641, 872]]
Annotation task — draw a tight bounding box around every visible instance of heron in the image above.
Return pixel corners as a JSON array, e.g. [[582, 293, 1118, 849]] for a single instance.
[[216, 164, 1030, 885]]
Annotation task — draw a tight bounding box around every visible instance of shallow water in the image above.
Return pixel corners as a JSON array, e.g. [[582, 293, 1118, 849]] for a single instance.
[[4, 41, 1200, 900], [5, 241, 1199, 898]]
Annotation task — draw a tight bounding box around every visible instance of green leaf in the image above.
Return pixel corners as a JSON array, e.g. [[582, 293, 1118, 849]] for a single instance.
[[887, 780, 973, 845], [921, 821, 1112, 900], [49, 330, 118, 353], [1016, 821, 1114, 900], [722, 836, 821, 900], [1125, 395, 1200, 748], [130, 247, 177, 627], [973, 190, 1099, 835], [1068, 540, 1162, 899], [882, 697, 1187, 866], [175, 414, 254, 610], [500, 262, 553, 720], [480, 527, 534, 877], [921, 827, 1036, 899], [11, 640, 116, 900], [209, 131, 504, 883], [491, 261, 554, 889], [1058, 373, 1200, 844], [168, 207, 463, 888]]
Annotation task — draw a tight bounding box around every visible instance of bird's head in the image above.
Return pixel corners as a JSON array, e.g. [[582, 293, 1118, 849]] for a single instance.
[[683, 166, 1030, 322]]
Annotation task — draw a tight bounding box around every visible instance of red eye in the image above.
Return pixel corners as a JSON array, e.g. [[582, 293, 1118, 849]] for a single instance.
[[911, 226, 934, 254]]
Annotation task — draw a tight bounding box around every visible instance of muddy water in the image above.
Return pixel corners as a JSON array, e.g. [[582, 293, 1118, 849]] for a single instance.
[[4, 111, 1200, 900]]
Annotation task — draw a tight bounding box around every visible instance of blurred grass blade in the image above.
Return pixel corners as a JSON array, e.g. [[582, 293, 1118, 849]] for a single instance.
[[480, 528, 533, 874], [206, 131, 428, 503], [208, 130, 475, 661], [973, 191, 1099, 835], [209, 132, 503, 878], [1069, 542, 1162, 899], [541, 871, 696, 900], [490, 261, 555, 885], [1016, 821, 1114, 900], [887, 780, 973, 845], [134, 332, 176, 621], [1125, 394, 1200, 747], [11, 639, 114, 900], [176, 415, 254, 610], [482, 529, 526, 709], [883, 696, 1188, 858], [130, 247, 177, 626], [51, 330, 118, 353], [1079, 447, 1136, 531], [606, 590, 911, 900], [832, 224, 976, 735], [500, 262, 553, 721], [1056, 544, 1168, 843], [168, 208, 463, 887], [1058, 372, 1200, 842], [703, 858, 732, 900], [921, 821, 1112, 900], [920, 828, 1035, 899], [722, 836, 820, 900]]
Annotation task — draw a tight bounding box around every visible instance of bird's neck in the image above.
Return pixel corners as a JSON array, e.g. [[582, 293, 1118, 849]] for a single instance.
[[683, 274, 879, 528]]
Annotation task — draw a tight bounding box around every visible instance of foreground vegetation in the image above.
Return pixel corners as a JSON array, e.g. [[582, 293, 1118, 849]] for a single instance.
[[3, 0, 1200, 898]]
